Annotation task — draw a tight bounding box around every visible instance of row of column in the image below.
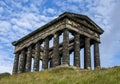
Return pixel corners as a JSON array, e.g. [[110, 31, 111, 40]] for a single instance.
[[13, 29, 100, 74]]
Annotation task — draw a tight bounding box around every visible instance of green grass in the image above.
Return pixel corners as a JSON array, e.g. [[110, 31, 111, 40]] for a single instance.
[[0, 66, 120, 84]]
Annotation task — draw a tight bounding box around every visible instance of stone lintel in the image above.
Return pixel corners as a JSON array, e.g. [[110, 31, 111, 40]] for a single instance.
[[14, 20, 66, 54], [66, 19, 100, 42], [14, 18, 101, 54]]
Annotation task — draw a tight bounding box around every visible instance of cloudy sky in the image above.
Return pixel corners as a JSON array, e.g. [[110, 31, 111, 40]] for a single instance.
[[0, 0, 120, 74]]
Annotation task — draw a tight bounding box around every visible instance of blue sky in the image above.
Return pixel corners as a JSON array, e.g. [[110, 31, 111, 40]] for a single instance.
[[0, 0, 120, 74]]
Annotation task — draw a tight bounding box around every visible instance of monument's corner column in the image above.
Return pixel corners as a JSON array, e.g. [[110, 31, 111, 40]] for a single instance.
[[94, 41, 100, 69], [12, 53, 19, 74], [18, 49, 26, 73]]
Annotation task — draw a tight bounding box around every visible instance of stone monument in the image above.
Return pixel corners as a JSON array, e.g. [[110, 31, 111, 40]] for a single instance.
[[12, 12, 104, 74]]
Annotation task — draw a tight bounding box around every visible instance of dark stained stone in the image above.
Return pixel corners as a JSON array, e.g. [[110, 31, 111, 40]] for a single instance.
[[42, 37, 49, 69], [74, 32, 80, 67], [26, 46, 32, 72], [84, 37, 91, 70], [63, 29, 69, 65], [18, 50, 26, 73], [94, 42, 100, 69], [34, 42, 40, 71], [12, 53, 19, 74], [52, 33, 59, 67], [12, 12, 104, 74]]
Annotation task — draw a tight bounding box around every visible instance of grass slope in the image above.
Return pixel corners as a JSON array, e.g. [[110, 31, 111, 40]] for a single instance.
[[0, 66, 120, 84]]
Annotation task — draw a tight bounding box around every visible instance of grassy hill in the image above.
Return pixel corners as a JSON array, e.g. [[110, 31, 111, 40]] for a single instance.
[[0, 66, 120, 84]]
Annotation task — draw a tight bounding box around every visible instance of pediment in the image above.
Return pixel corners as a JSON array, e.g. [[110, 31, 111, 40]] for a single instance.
[[59, 12, 104, 34]]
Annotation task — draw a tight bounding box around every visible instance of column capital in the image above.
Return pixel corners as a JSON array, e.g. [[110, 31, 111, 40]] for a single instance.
[[56, 31, 62, 36], [54, 33, 58, 38]]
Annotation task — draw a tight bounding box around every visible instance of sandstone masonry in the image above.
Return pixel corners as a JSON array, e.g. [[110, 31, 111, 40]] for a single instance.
[[12, 12, 104, 74]]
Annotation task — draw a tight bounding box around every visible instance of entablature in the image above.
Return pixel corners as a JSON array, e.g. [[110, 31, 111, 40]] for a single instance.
[[13, 13, 103, 53]]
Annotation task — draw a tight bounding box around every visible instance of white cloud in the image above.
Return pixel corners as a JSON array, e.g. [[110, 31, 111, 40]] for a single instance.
[[0, 50, 13, 74], [32, 0, 45, 6], [0, 21, 11, 32], [43, 8, 56, 15], [47, 8, 56, 13], [0, 66, 12, 74], [67, 0, 82, 3], [30, 4, 39, 13], [0, 7, 3, 13], [22, 0, 29, 3]]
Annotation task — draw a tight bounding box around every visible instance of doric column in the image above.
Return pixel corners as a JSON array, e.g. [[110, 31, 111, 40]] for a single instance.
[[12, 53, 19, 74], [50, 59, 53, 68], [52, 33, 59, 67], [59, 55, 62, 65], [42, 37, 49, 69], [25, 46, 32, 72], [63, 29, 69, 65], [84, 37, 91, 69], [94, 41, 100, 69], [74, 33, 80, 67], [34, 42, 40, 71], [18, 50, 26, 73]]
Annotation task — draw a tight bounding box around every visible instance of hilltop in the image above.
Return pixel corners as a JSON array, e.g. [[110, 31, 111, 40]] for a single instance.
[[0, 66, 120, 84]]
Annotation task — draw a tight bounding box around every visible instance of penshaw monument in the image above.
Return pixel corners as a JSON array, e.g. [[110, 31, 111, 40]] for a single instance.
[[12, 12, 104, 74]]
